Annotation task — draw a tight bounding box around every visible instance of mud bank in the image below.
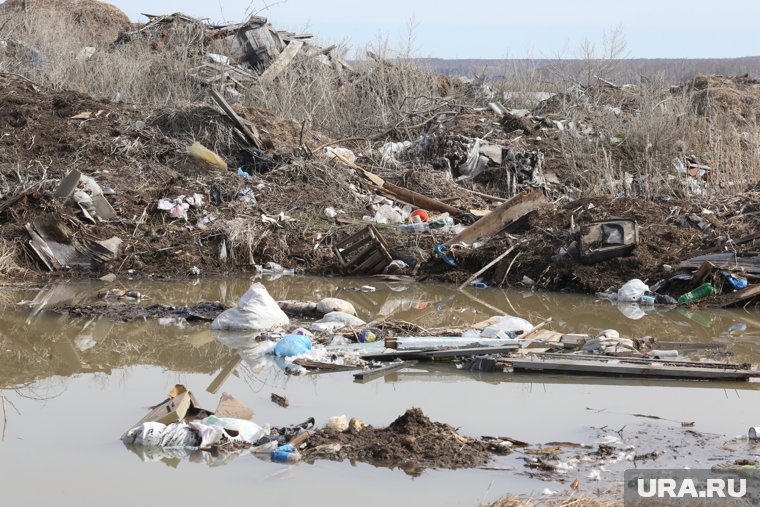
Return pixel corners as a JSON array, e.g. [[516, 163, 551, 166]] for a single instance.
[[2, 72, 760, 303]]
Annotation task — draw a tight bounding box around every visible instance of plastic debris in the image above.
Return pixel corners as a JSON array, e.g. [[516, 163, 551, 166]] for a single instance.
[[211, 283, 289, 331], [188, 142, 228, 171], [273, 334, 313, 357]]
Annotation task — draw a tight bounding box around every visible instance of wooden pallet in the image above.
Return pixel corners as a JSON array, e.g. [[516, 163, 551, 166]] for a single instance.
[[332, 225, 392, 275]]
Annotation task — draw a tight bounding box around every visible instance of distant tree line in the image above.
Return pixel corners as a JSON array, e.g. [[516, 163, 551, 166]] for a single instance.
[[415, 57, 760, 86]]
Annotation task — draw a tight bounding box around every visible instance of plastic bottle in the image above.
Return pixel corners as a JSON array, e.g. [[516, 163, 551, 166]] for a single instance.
[[271, 444, 301, 463], [396, 222, 429, 233], [722, 272, 748, 290], [677, 282, 715, 305]]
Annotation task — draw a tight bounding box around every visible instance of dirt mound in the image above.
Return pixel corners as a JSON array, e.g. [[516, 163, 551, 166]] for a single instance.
[[302, 408, 491, 475], [677, 75, 760, 125], [0, 0, 130, 41]]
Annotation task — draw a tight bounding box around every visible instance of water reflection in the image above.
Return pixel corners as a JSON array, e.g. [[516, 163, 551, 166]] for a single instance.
[[3, 276, 760, 391]]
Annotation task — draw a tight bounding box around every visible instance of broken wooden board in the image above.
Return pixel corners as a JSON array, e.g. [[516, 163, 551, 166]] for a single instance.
[[446, 190, 546, 247], [329, 152, 462, 215], [271, 393, 289, 408], [353, 360, 417, 382], [678, 252, 760, 275], [240, 24, 283, 68], [122, 390, 194, 438], [26, 216, 122, 271], [260, 40, 303, 83], [209, 88, 264, 149], [54, 170, 82, 198], [535, 352, 747, 370], [90, 194, 117, 220], [385, 336, 520, 351], [508, 355, 758, 381], [362, 344, 520, 362], [292, 358, 361, 373], [207, 356, 242, 394], [378, 182, 463, 215]]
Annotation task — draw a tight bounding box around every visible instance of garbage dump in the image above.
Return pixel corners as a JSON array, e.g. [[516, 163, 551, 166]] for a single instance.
[[5, 3, 760, 504]]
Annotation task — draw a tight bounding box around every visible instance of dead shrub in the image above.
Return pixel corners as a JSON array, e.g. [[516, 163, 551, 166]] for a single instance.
[[0, 240, 22, 279]]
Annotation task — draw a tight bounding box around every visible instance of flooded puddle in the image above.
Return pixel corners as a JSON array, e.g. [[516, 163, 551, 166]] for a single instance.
[[2, 276, 760, 506]]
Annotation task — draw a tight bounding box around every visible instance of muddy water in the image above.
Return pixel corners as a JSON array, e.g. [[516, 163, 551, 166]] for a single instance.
[[2, 276, 760, 506]]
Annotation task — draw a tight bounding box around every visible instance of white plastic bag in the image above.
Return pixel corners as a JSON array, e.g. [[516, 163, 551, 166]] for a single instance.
[[480, 315, 533, 338], [617, 279, 649, 303], [316, 298, 357, 316], [311, 311, 366, 332], [122, 421, 167, 446], [201, 416, 267, 444], [211, 283, 289, 331], [325, 415, 349, 432], [122, 422, 200, 448]]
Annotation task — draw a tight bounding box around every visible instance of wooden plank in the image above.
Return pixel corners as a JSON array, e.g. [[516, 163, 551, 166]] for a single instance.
[[292, 359, 361, 373], [536, 352, 745, 370], [91, 194, 117, 220], [509, 358, 757, 380], [362, 345, 519, 362], [445, 190, 547, 247], [388, 337, 520, 351], [353, 360, 417, 382], [380, 182, 463, 215], [651, 341, 727, 351], [331, 151, 384, 185], [54, 170, 81, 198], [209, 89, 263, 149], [260, 40, 303, 84], [678, 252, 760, 274], [206, 356, 241, 394], [329, 152, 462, 214], [289, 431, 310, 447]]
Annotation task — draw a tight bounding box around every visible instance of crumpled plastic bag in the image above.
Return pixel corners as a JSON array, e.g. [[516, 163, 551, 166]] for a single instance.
[[480, 315, 533, 338], [273, 334, 312, 357], [316, 298, 357, 316], [311, 311, 366, 333], [618, 279, 649, 303], [122, 422, 201, 448], [201, 416, 267, 444], [211, 283, 289, 331]]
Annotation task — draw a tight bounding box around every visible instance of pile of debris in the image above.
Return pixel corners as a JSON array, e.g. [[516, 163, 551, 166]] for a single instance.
[[115, 13, 351, 95], [301, 408, 492, 474], [121, 384, 493, 472]]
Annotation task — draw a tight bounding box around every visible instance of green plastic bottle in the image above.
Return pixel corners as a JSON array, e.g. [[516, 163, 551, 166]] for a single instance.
[[677, 282, 715, 305]]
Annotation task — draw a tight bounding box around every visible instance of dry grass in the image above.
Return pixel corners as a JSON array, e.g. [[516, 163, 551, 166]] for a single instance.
[[0, 0, 129, 41], [1, 8, 757, 201], [502, 74, 760, 199], [0, 9, 204, 105], [215, 216, 269, 266], [248, 47, 477, 139], [0, 240, 22, 279], [486, 494, 621, 507]]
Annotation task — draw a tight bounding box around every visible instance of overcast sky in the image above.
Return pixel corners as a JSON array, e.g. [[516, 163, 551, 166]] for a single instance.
[[107, 0, 760, 59]]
